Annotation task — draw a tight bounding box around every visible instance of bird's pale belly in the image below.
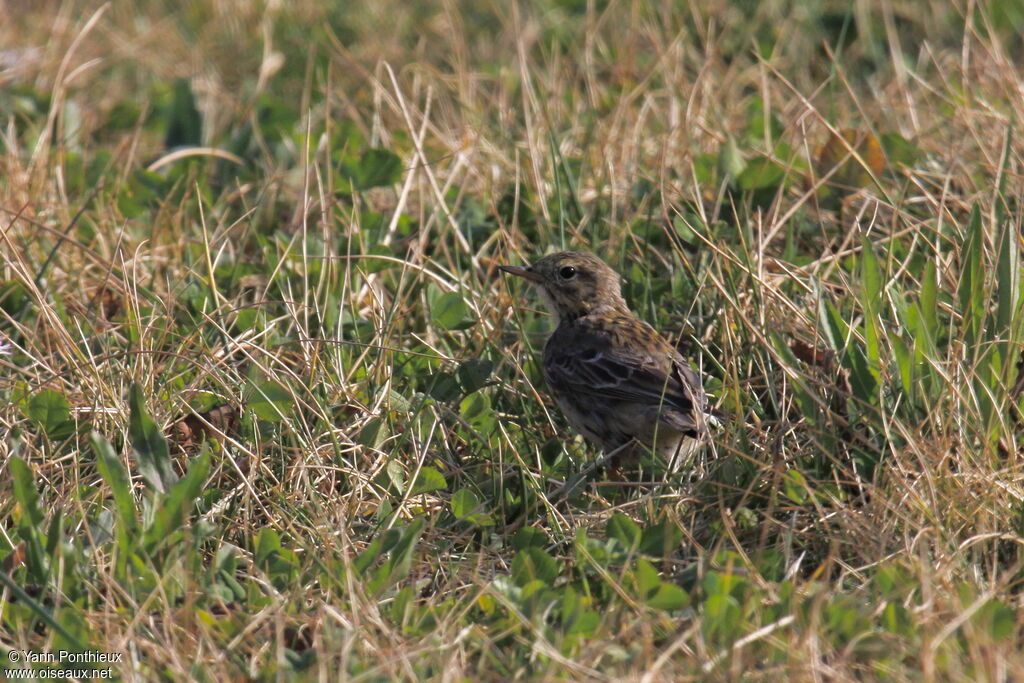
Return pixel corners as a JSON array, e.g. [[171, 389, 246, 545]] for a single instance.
[[553, 395, 698, 472]]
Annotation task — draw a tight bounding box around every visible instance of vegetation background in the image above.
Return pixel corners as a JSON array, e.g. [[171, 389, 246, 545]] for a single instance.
[[2, 0, 1023, 678]]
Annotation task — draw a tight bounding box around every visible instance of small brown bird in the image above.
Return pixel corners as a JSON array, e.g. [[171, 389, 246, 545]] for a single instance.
[[500, 251, 710, 474]]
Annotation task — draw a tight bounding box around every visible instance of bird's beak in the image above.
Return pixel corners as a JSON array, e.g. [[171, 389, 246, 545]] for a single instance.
[[498, 265, 544, 283]]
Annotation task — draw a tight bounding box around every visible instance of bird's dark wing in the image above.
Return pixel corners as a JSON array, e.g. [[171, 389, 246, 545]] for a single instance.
[[543, 324, 707, 434]]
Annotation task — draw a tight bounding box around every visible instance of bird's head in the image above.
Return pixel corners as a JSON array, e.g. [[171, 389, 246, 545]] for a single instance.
[[499, 251, 628, 322]]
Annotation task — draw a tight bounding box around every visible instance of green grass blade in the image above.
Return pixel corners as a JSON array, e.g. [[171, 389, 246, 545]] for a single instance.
[[958, 204, 985, 351]]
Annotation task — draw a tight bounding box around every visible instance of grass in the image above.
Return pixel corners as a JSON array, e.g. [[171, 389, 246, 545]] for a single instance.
[[2, 0, 1024, 679]]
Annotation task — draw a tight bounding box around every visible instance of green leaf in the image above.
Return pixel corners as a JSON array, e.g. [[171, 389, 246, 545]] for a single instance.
[[254, 528, 282, 567], [769, 332, 819, 424], [918, 259, 939, 353], [892, 335, 914, 398], [367, 518, 425, 595], [645, 581, 690, 611], [10, 457, 47, 582], [450, 488, 493, 526], [511, 547, 559, 587], [10, 457, 44, 528], [410, 466, 446, 495], [425, 371, 462, 402], [633, 558, 661, 596], [560, 585, 599, 636], [450, 488, 479, 519], [606, 513, 641, 550], [986, 600, 1016, 639], [996, 219, 1021, 336], [860, 238, 883, 381], [879, 132, 920, 167], [0, 571, 85, 651], [354, 530, 396, 575], [639, 518, 684, 558], [783, 469, 810, 504], [958, 205, 986, 349], [144, 449, 211, 552], [703, 593, 743, 639], [819, 297, 876, 402], [91, 432, 137, 535], [356, 148, 403, 189], [735, 157, 787, 191], [457, 358, 494, 394], [459, 392, 492, 425], [165, 78, 202, 148], [0, 279, 28, 315], [718, 135, 746, 181], [248, 380, 295, 422], [431, 292, 473, 330], [25, 389, 75, 440], [385, 460, 406, 491], [129, 384, 176, 494], [512, 527, 548, 551]]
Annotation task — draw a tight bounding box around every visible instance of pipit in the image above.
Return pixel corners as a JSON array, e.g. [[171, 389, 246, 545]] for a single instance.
[[500, 251, 711, 474]]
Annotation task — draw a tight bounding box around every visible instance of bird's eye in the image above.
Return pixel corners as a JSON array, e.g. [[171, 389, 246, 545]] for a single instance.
[[559, 266, 577, 280]]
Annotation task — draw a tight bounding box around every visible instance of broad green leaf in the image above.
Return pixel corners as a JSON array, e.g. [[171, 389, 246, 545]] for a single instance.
[[91, 432, 137, 535], [820, 297, 876, 402], [144, 449, 211, 552], [703, 593, 743, 639], [52, 605, 90, 654], [633, 558, 661, 596], [718, 135, 746, 181], [879, 132, 921, 167], [25, 389, 74, 440], [459, 392, 491, 425], [512, 527, 548, 551], [354, 530, 397, 576], [355, 148, 403, 189], [254, 528, 282, 567], [511, 547, 559, 587], [10, 457, 43, 528], [44, 508, 62, 558], [248, 381, 295, 422], [639, 518, 684, 558], [0, 279, 28, 315], [645, 582, 690, 611], [457, 358, 494, 394], [431, 292, 473, 330], [892, 335, 914, 398], [129, 383, 176, 493], [451, 488, 495, 526], [783, 469, 810, 504], [385, 460, 406, 491], [410, 466, 446, 495], [559, 585, 600, 636], [606, 513, 641, 550], [94, 431, 136, 580], [450, 488, 480, 519], [9, 457, 47, 582], [986, 600, 1016, 639], [368, 518, 424, 595], [735, 157, 786, 191]]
